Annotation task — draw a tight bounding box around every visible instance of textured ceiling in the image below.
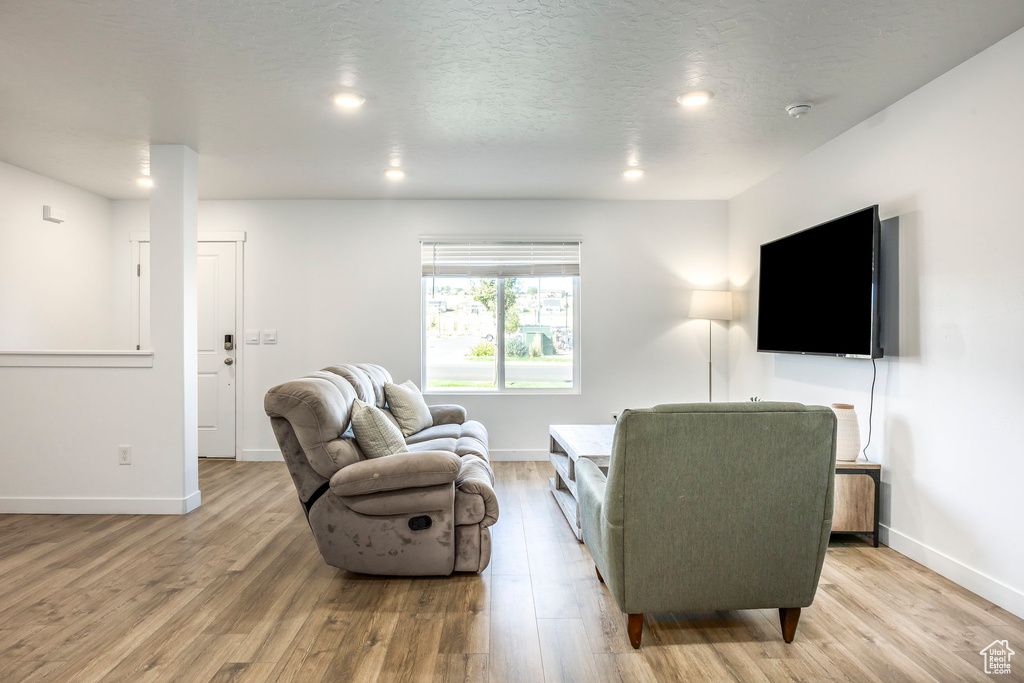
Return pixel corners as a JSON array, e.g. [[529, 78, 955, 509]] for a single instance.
[[1, 1, 1023, 200]]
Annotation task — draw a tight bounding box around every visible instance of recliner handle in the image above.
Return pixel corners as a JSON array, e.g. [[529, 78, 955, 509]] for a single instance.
[[408, 515, 432, 531]]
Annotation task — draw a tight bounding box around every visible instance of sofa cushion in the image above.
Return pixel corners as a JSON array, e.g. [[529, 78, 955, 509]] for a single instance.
[[460, 420, 489, 449], [350, 399, 409, 459], [405, 423, 462, 444], [456, 436, 489, 461], [378, 407, 402, 430], [405, 421, 489, 461], [356, 363, 394, 408], [321, 364, 375, 404], [407, 437, 459, 454], [385, 380, 433, 437]]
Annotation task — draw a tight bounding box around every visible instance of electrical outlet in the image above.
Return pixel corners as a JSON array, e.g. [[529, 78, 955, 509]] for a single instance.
[[118, 445, 132, 465]]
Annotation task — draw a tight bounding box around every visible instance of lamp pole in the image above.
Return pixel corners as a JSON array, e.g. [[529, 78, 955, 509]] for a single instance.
[[708, 319, 713, 402], [689, 290, 733, 404]]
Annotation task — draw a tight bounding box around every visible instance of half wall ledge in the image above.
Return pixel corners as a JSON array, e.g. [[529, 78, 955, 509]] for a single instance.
[[0, 350, 154, 368]]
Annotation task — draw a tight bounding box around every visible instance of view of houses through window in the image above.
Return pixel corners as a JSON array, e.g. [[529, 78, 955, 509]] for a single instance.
[[424, 276, 576, 390]]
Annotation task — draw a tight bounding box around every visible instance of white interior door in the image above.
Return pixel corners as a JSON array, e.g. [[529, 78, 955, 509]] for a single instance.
[[196, 242, 236, 458], [138, 241, 237, 458]]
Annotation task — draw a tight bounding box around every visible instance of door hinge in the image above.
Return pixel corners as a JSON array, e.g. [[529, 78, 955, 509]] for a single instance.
[[136, 344, 140, 350], [137, 264, 141, 276]]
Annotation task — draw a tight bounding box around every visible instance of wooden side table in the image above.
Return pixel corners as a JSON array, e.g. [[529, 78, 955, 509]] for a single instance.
[[832, 460, 881, 547]]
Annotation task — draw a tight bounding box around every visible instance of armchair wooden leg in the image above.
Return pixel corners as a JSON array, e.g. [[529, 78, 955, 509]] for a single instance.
[[627, 613, 643, 649], [595, 566, 604, 583], [779, 607, 801, 643]]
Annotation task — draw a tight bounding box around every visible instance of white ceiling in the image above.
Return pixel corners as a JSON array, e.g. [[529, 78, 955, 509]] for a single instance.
[[2, 1, 1023, 200]]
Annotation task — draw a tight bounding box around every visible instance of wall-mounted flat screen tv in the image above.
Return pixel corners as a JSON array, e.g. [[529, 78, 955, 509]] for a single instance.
[[757, 205, 883, 359]]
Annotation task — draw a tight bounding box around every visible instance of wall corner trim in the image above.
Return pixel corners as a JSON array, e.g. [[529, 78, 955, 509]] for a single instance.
[[183, 490, 202, 514]]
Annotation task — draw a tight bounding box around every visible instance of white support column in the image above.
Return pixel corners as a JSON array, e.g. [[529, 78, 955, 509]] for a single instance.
[[149, 145, 201, 513]]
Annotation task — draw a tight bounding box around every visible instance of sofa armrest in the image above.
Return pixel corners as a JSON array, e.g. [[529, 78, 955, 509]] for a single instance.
[[429, 404, 467, 426], [576, 459, 607, 536], [577, 458, 625, 605], [330, 451, 461, 497], [455, 456, 499, 527]]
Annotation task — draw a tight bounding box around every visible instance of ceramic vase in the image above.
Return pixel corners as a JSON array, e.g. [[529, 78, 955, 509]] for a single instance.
[[831, 403, 861, 462]]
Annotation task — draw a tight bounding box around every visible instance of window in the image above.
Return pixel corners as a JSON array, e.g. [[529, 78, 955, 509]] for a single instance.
[[422, 240, 581, 392]]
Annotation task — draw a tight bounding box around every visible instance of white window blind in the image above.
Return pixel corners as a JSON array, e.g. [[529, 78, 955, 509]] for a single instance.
[[421, 240, 581, 277]]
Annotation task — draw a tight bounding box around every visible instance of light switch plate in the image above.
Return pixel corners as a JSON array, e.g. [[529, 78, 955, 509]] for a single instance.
[[245, 330, 260, 345], [262, 329, 278, 345]]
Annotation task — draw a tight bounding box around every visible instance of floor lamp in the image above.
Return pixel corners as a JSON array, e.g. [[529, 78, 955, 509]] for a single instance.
[[689, 290, 733, 402]]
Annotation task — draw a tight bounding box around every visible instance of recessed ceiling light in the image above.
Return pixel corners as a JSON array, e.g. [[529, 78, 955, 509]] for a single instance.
[[334, 93, 366, 108], [137, 177, 153, 187], [623, 168, 644, 180], [384, 169, 405, 180], [677, 91, 713, 107]]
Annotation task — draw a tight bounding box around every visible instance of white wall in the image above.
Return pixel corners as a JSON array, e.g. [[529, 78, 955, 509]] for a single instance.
[[0, 160, 119, 349], [113, 199, 730, 459], [0, 364, 198, 513], [0, 149, 202, 515], [728, 28, 1024, 617]]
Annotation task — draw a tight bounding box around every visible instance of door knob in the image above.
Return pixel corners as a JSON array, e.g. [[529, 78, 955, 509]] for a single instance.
[[224, 358, 234, 365]]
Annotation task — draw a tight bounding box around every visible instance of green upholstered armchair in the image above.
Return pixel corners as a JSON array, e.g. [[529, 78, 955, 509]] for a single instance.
[[577, 402, 837, 648]]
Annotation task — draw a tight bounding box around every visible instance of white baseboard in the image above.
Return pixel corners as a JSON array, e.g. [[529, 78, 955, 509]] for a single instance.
[[882, 524, 1024, 619], [183, 490, 201, 513], [489, 449, 549, 462], [240, 449, 284, 462], [0, 495, 202, 515]]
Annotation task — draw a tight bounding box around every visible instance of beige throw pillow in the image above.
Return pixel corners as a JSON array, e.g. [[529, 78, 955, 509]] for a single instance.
[[385, 380, 433, 437], [350, 399, 409, 459]]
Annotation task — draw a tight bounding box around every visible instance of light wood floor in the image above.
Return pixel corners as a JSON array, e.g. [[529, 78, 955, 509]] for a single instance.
[[1, 460, 1022, 682]]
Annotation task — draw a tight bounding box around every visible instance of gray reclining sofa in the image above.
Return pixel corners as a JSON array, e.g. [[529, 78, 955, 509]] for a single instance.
[[265, 363, 498, 575]]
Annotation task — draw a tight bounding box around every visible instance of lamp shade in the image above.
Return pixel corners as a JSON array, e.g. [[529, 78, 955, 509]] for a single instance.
[[689, 290, 733, 321]]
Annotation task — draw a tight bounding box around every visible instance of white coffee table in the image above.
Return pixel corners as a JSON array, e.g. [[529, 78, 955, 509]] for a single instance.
[[548, 424, 614, 540]]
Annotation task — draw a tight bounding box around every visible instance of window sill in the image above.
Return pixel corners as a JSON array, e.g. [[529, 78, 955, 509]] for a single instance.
[[0, 350, 155, 368]]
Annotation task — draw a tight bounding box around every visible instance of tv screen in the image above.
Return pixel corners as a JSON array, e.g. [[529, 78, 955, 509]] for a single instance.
[[757, 206, 882, 358]]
